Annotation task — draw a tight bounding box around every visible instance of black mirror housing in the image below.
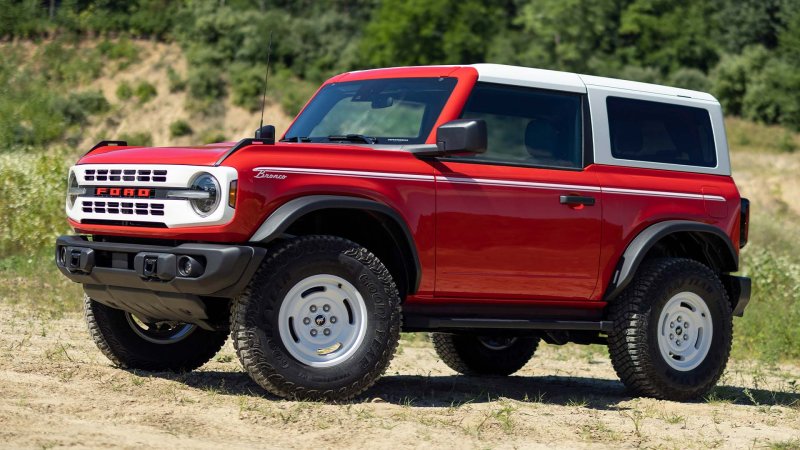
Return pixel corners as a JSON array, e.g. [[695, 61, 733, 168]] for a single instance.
[[436, 119, 487, 155], [255, 125, 276, 144]]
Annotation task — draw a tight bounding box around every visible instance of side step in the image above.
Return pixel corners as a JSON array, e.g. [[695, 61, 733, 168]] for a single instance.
[[404, 317, 612, 333]]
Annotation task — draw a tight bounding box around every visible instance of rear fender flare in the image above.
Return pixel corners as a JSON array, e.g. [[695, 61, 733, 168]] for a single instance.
[[604, 220, 738, 301]]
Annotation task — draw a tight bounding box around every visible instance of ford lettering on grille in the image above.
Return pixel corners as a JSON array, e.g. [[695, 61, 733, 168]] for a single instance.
[[95, 187, 154, 198]]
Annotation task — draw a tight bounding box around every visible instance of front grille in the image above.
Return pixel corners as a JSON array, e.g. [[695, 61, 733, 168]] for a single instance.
[[81, 200, 165, 216], [83, 169, 168, 183]]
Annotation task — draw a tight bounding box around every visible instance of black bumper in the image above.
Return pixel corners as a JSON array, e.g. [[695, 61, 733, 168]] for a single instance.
[[722, 274, 752, 317], [55, 235, 266, 327]]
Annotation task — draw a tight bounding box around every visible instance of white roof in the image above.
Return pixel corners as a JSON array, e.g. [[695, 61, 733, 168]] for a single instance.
[[471, 63, 717, 102]]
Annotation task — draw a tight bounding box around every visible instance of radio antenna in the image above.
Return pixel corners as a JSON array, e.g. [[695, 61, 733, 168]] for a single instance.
[[257, 32, 274, 135]]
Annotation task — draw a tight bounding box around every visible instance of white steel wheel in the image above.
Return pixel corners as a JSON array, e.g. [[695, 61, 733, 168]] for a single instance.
[[478, 336, 519, 351], [277, 274, 368, 368], [125, 313, 197, 345], [656, 291, 713, 371]]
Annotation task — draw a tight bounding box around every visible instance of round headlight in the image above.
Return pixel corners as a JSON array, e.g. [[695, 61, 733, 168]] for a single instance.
[[190, 173, 220, 216]]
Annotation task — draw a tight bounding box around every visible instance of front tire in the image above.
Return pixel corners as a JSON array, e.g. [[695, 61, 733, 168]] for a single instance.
[[231, 235, 401, 401], [607, 258, 733, 401], [432, 333, 539, 376], [84, 295, 229, 372]]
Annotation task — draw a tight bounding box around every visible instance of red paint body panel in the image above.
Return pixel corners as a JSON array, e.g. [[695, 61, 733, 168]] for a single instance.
[[70, 65, 745, 312], [589, 164, 741, 300], [433, 160, 601, 300]]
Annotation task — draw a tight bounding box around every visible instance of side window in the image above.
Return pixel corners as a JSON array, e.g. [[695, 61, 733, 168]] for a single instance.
[[607, 97, 717, 168], [459, 83, 582, 168]]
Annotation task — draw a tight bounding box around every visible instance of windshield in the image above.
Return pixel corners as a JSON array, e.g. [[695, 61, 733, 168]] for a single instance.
[[283, 77, 458, 145]]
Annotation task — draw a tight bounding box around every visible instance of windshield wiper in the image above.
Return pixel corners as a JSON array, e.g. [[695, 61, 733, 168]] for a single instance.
[[327, 134, 377, 144], [279, 136, 311, 142]]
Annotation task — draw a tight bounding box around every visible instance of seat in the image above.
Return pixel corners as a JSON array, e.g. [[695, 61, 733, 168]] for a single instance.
[[613, 122, 643, 159], [525, 120, 567, 166]]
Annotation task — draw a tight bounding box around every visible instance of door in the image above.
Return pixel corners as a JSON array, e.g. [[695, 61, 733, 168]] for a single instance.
[[434, 83, 601, 300]]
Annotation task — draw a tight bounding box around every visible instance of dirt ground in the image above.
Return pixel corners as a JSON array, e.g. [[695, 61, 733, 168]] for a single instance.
[[0, 304, 798, 449]]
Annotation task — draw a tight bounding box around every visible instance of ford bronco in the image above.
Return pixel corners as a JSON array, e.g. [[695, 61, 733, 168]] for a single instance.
[[56, 64, 751, 401]]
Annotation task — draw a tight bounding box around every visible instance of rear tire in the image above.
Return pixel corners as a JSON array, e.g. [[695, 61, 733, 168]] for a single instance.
[[84, 295, 228, 372], [231, 235, 401, 401], [607, 258, 732, 401], [431, 333, 539, 376]]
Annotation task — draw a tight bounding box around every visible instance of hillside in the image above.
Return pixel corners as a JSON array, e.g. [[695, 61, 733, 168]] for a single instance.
[[69, 41, 294, 149]]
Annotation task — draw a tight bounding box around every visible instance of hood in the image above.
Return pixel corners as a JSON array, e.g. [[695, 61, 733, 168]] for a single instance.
[[78, 142, 237, 166]]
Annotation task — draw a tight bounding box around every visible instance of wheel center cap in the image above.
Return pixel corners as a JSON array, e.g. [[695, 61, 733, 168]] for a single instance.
[[315, 315, 326, 326], [676, 327, 683, 336]]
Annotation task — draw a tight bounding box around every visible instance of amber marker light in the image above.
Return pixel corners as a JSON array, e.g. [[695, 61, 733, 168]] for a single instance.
[[228, 180, 238, 208]]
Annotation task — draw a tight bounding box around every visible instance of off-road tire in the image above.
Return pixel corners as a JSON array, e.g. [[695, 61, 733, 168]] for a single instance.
[[84, 295, 229, 372], [607, 258, 733, 401], [431, 333, 539, 376], [231, 235, 402, 401]]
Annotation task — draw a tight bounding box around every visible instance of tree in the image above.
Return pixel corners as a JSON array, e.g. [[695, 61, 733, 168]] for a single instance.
[[360, 0, 505, 67], [511, 0, 626, 72], [617, 0, 720, 73]]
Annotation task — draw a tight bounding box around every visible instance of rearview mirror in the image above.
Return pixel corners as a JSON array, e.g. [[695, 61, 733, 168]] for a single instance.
[[436, 119, 487, 154]]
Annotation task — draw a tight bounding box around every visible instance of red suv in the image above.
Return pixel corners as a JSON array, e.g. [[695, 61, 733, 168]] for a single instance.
[[56, 64, 751, 401]]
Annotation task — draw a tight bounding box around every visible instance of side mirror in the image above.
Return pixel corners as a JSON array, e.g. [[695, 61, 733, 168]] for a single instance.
[[436, 119, 487, 154], [254, 125, 276, 144]]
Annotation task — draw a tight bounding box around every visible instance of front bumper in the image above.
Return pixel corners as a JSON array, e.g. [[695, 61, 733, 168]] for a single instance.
[[55, 235, 266, 327], [722, 274, 752, 317]]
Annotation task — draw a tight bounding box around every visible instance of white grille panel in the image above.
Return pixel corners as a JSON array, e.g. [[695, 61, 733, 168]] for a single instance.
[[83, 168, 168, 183], [81, 200, 166, 216], [67, 164, 238, 228]]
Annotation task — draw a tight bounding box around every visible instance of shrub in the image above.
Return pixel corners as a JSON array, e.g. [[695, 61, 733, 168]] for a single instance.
[[0, 151, 72, 257], [741, 58, 800, 130], [778, 132, 797, 153], [96, 38, 139, 69], [116, 81, 133, 100], [118, 132, 153, 146], [187, 66, 226, 101], [169, 120, 193, 138], [617, 66, 663, 84], [167, 67, 186, 93], [186, 66, 226, 114], [230, 64, 266, 112], [667, 68, 711, 92], [134, 81, 157, 103], [711, 46, 770, 116], [53, 91, 110, 126], [199, 130, 227, 144]]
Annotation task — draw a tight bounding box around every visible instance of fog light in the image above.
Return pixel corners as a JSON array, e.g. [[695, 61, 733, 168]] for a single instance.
[[177, 255, 204, 277]]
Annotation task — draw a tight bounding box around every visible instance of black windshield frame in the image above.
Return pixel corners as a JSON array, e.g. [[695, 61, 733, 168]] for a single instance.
[[283, 77, 458, 145]]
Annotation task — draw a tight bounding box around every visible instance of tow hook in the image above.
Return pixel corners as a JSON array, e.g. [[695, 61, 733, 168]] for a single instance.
[[57, 246, 95, 274], [134, 253, 177, 281]]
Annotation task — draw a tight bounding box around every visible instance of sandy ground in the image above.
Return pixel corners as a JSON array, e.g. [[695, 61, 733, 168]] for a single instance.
[[0, 304, 798, 449]]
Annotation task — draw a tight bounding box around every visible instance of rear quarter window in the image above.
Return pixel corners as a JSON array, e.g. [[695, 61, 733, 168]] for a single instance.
[[607, 97, 717, 168]]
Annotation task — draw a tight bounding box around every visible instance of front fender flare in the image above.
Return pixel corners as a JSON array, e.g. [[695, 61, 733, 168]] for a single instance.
[[249, 195, 422, 293], [604, 220, 738, 301]]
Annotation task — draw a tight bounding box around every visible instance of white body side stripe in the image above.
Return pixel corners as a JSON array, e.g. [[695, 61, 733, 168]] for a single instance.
[[251, 167, 726, 202]]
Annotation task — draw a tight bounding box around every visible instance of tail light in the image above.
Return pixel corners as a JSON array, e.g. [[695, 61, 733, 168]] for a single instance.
[[739, 198, 750, 248]]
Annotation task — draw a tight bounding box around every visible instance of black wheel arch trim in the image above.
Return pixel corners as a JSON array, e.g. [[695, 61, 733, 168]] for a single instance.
[[249, 195, 422, 294], [604, 220, 738, 301]]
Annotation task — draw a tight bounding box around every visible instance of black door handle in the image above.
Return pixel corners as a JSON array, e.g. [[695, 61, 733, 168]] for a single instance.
[[560, 195, 595, 206]]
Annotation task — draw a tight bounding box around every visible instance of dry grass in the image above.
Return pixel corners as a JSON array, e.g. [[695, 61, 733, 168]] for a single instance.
[[0, 304, 798, 449]]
